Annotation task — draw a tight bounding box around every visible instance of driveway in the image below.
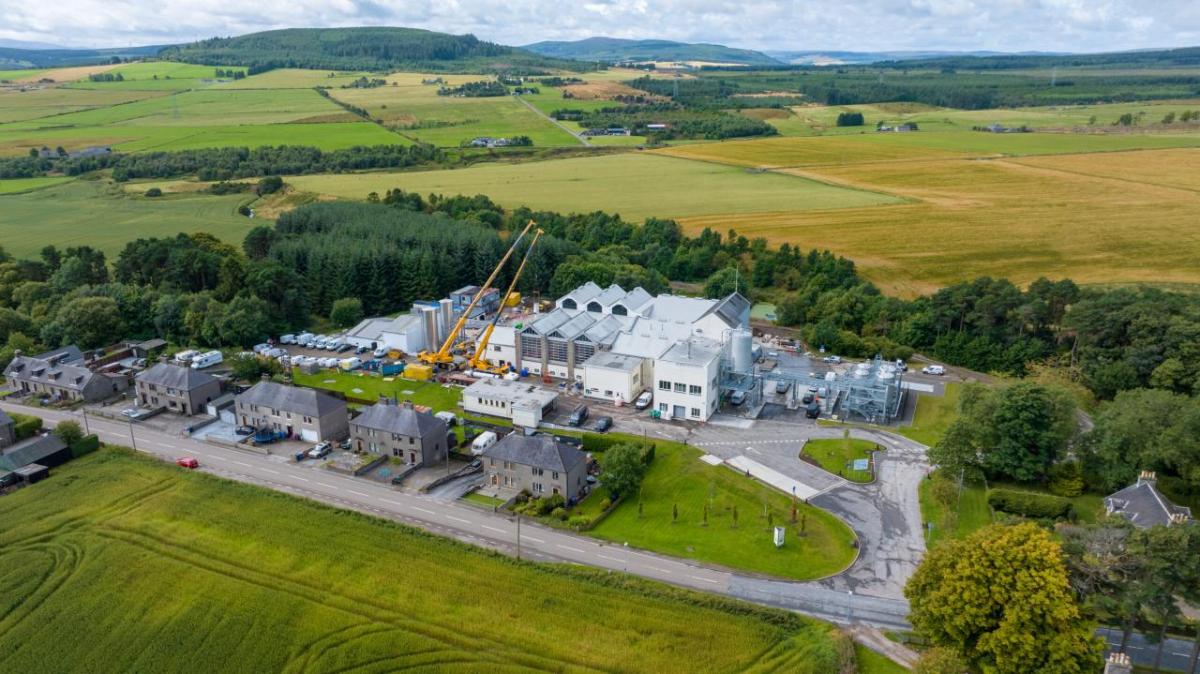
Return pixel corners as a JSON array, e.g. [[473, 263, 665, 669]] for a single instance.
[[690, 420, 928, 600]]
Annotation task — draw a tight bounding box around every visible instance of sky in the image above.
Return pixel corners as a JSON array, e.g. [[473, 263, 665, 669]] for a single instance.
[[2, 0, 1198, 53]]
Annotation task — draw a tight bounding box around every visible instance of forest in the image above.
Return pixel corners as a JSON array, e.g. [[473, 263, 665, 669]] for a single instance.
[[563, 102, 778, 140], [158, 27, 588, 74]]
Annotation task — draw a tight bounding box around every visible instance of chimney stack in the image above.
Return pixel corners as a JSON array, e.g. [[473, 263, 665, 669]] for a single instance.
[[1103, 652, 1132, 674]]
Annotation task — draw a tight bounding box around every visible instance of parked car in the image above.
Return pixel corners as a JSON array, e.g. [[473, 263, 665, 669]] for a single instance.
[[469, 459, 482, 470], [355, 345, 369, 355], [234, 426, 255, 436], [338, 438, 352, 450], [802, 393, 814, 404], [336, 343, 354, 353], [922, 365, 946, 376], [176, 457, 199, 469], [567, 405, 589, 427], [894, 359, 908, 372], [121, 407, 143, 419], [253, 343, 271, 354], [297, 333, 314, 347], [729, 390, 747, 406], [775, 380, 791, 394], [307, 442, 332, 459], [280, 334, 296, 345], [373, 346, 390, 358], [634, 390, 653, 410], [822, 355, 842, 364], [805, 402, 821, 419], [592, 416, 613, 433], [435, 411, 458, 427]]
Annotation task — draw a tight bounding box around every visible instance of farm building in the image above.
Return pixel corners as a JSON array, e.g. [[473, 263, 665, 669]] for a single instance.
[[462, 378, 558, 428], [134, 363, 222, 416], [235, 381, 349, 442], [350, 400, 450, 466], [481, 433, 588, 502], [0, 433, 71, 486]]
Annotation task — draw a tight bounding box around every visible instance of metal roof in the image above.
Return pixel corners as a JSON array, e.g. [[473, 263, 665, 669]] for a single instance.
[[558, 281, 603, 307], [136, 363, 217, 391], [352, 402, 446, 439], [236, 381, 346, 417], [583, 352, 644, 372], [703, 292, 751, 329], [0, 434, 68, 472], [483, 433, 586, 472], [593, 284, 628, 307], [660, 337, 724, 366]]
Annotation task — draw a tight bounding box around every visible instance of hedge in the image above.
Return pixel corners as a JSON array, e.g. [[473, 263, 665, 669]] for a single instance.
[[987, 488, 1073, 520], [11, 413, 43, 440], [70, 435, 101, 459]]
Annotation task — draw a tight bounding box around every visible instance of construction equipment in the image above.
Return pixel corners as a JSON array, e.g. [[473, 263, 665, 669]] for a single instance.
[[416, 220, 535, 368], [468, 227, 543, 373]]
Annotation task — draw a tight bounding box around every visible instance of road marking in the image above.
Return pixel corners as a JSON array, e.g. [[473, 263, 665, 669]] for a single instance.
[[557, 544, 585, 554], [481, 525, 505, 534], [232, 461, 251, 467], [413, 506, 435, 515], [160, 443, 178, 449], [689, 575, 720, 584], [380, 499, 405, 507], [291, 476, 309, 482], [651, 567, 674, 574], [347, 490, 369, 497], [598, 554, 622, 563], [523, 536, 545, 544], [261, 468, 280, 476], [445, 515, 470, 524]]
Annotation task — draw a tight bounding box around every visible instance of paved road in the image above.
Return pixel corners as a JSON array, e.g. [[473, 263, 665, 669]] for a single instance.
[[7, 402, 911, 630], [516, 96, 591, 146], [1100, 626, 1199, 673]]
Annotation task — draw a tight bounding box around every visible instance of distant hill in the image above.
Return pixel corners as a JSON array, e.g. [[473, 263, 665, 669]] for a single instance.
[[874, 46, 1200, 70], [0, 44, 166, 70], [523, 37, 781, 65], [0, 38, 71, 50], [766, 50, 1024, 66], [161, 27, 587, 74]]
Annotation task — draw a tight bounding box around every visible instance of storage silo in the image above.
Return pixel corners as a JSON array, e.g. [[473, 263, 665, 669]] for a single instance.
[[439, 298, 455, 342], [421, 307, 441, 351], [730, 328, 754, 373]]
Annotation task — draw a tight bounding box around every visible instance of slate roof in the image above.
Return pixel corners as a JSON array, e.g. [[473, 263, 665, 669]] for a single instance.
[[1105, 477, 1192, 528], [136, 363, 218, 391], [236, 381, 345, 417], [352, 403, 446, 439], [4, 355, 95, 391], [0, 434, 68, 472], [483, 434, 586, 473], [35, 345, 84, 365]]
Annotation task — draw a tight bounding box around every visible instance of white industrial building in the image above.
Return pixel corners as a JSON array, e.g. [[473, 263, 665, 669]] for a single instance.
[[462, 378, 559, 428], [343, 299, 458, 355], [486, 282, 749, 421]]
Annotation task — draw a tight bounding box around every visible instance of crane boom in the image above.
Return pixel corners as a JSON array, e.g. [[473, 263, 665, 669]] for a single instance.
[[418, 220, 535, 366], [469, 228, 543, 372]]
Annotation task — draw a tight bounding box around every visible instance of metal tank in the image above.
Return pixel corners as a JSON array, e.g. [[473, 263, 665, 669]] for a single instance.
[[730, 328, 754, 373]]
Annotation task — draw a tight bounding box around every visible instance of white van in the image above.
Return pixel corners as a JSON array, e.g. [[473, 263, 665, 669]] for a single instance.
[[339, 357, 362, 371], [297, 333, 314, 347], [191, 350, 223, 369], [470, 431, 498, 455], [435, 411, 458, 427]]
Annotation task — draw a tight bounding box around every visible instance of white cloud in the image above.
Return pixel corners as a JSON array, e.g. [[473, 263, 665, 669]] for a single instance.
[[0, 0, 1195, 52]]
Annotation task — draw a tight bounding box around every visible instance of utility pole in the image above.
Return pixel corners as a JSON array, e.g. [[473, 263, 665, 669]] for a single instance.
[[80, 409, 89, 435], [128, 418, 137, 451]]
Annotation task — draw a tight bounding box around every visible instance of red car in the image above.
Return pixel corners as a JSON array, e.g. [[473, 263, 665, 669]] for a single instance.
[[176, 457, 200, 469]]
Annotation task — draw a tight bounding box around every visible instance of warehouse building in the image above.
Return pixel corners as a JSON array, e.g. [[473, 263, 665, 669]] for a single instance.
[[462, 378, 558, 428]]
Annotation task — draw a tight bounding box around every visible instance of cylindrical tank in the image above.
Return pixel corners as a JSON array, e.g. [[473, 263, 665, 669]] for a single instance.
[[853, 363, 871, 378], [439, 298, 454, 337], [731, 329, 754, 373], [877, 365, 895, 381], [824, 371, 837, 382], [421, 307, 440, 349]]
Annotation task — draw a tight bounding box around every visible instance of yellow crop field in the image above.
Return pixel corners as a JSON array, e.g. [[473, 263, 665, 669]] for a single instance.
[[657, 135, 968, 168], [677, 149, 1200, 297]]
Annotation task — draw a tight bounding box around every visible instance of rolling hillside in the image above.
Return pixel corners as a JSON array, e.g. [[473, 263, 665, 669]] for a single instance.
[[161, 27, 587, 73], [524, 36, 781, 65], [0, 45, 166, 70]]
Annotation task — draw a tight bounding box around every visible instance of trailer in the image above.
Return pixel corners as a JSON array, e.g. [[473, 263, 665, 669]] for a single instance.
[[253, 428, 286, 444]]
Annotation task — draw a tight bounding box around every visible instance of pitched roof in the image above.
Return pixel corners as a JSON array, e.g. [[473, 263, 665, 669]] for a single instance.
[[1105, 478, 1192, 528], [483, 434, 586, 472], [352, 403, 446, 438], [4, 355, 95, 391], [593, 283, 628, 307], [236, 381, 346, 417], [704, 292, 751, 329], [0, 434, 68, 472], [136, 363, 218, 390], [35, 345, 84, 365]]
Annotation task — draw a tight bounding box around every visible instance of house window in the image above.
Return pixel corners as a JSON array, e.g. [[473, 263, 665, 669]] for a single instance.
[[552, 471, 559, 480], [658, 380, 670, 391], [533, 482, 544, 493], [562, 298, 577, 310], [659, 402, 668, 412], [690, 408, 701, 418], [586, 301, 601, 313], [532, 467, 544, 476], [674, 382, 686, 393], [689, 384, 702, 396]]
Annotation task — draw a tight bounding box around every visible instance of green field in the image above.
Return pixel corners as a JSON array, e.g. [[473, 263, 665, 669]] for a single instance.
[[802, 436, 877, 483], [898, 384, 961, 447], [214, 68, 371, 89], [0, 447, 847, 672], [585, 438, 858, 580], [63, 61, 231, 91], [919, 475, 991, 548], [290, 368, 461, 411], [287, 152, 902, 220], [0, 179, 255, 258], [0, 176, 75, 194], [855, 645, 909, 674], [0, 88, 166, 124]]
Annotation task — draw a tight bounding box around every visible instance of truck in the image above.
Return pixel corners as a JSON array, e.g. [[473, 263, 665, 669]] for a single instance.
[[191, 350, 223, 369]]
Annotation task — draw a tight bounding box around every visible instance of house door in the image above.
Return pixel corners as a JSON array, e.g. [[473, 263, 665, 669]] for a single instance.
[[356, 439, 363, 451], [409, 451, 417, 464], [673, 405, 685, 419]]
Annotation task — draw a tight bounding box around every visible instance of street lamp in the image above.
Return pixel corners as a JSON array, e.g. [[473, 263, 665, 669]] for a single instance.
[[623, 541, 629, 572], [846, 590, 854, 623]]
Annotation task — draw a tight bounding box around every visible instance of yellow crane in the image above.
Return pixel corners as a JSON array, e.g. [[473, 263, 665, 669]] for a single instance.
[[468, 227, 543, 373], [416, 220, 535, 368]]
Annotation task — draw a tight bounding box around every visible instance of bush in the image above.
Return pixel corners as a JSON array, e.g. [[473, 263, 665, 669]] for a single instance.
[[144, 187, 162, 197], [599, 498, 612, 511], [567, 516, 590, 530], [329, 297, 364, 328], [11, 413, 42, 439], [1047, 461, 1084, 497], [53, 420, 84, 447], [256, 175, 284, 195], [551, 507, 567, 521], [987, 488, 1072, 520], [69, 434, 100, 458]]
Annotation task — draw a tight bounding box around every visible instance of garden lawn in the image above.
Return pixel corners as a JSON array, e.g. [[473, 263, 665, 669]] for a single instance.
[[855, 645, 909, 674], [802, 436, 878, 483], [0, 447, 847, 673], [290, 368, 461, 411], [898, 383, 961, 447], [587, 439, 858, 580], [919, 473, 991, 548]]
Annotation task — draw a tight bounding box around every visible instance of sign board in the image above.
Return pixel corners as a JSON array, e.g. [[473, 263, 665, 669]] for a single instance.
[[773, 526, 786, 548], [852, 458, 870, 472]]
